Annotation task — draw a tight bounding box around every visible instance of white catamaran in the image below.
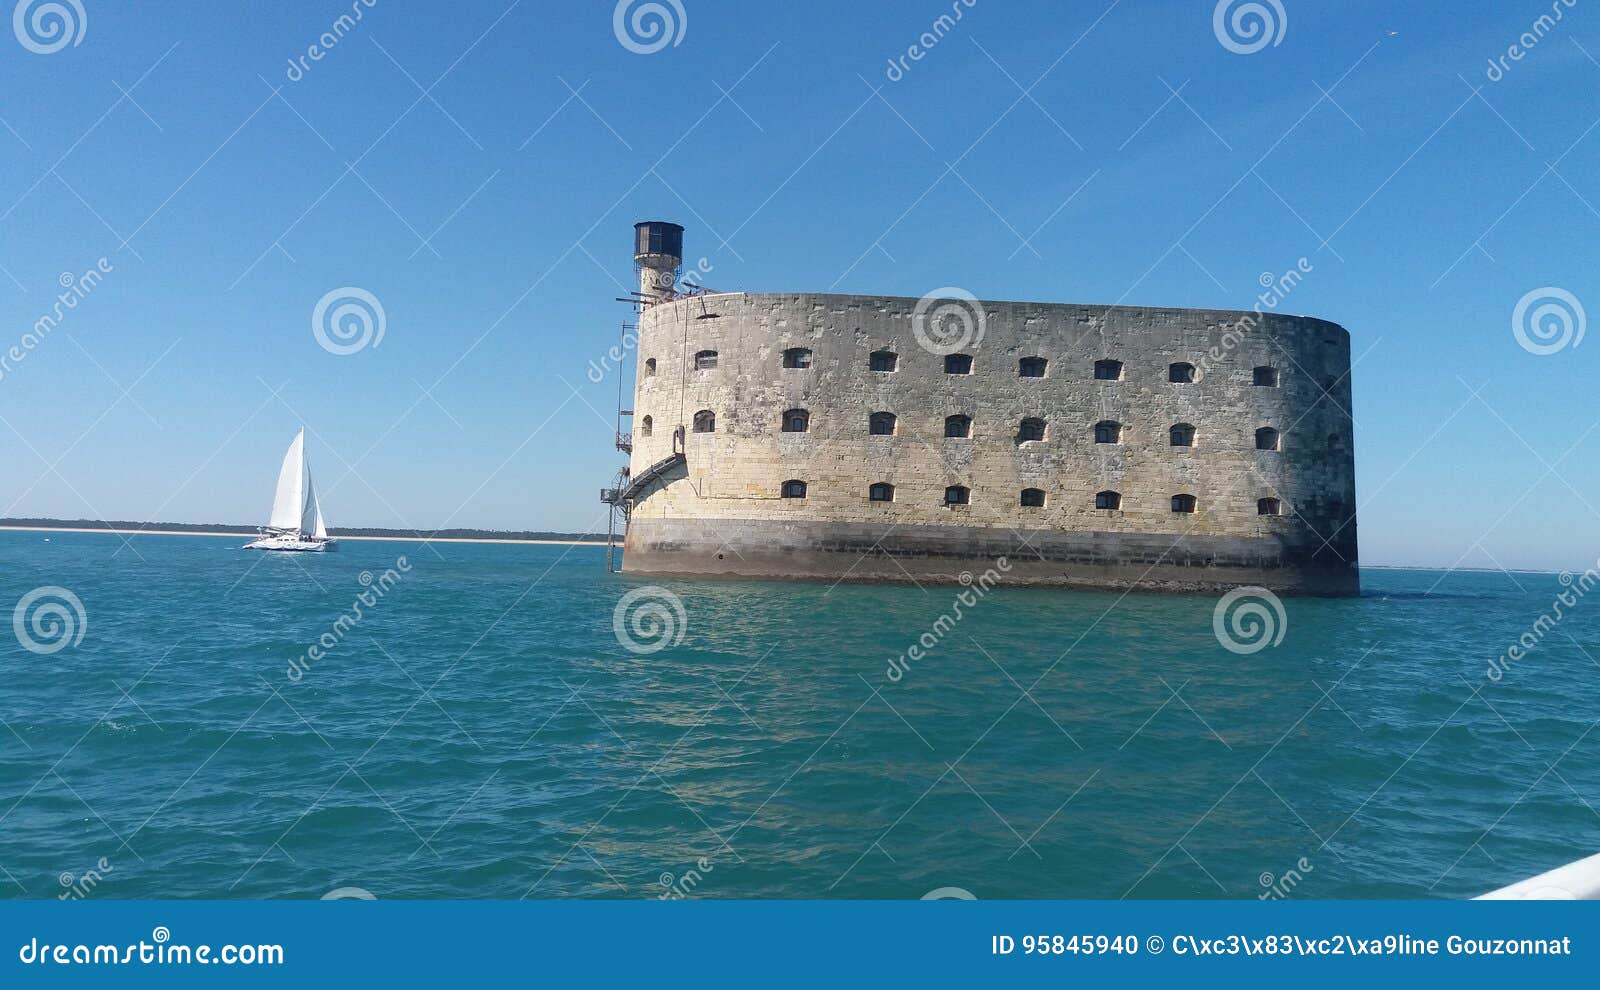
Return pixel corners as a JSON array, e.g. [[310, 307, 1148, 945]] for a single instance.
[[244, 429, 336, 552]]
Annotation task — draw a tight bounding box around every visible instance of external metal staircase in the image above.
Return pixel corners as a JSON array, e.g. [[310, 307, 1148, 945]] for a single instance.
[[600, 426, 685, 572]]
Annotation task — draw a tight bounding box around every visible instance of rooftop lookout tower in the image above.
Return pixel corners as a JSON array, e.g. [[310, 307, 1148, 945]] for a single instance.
[[634, 220, 684, 305]]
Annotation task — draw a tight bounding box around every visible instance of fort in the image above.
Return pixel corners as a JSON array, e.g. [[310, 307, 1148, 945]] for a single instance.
[[603, 222, 1359, 596]]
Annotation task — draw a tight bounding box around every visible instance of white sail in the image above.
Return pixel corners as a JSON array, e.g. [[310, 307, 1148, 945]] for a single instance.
[[305, 469, 329, 539], [267, 430, 307, 532], [300, 462, 319, 534]]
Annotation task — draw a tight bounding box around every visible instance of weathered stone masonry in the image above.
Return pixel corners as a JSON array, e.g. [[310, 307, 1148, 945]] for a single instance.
[[618, 245, 1358, 595]]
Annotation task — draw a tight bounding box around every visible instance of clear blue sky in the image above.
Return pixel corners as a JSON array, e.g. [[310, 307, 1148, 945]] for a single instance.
[[0, 0, 1595, 570]]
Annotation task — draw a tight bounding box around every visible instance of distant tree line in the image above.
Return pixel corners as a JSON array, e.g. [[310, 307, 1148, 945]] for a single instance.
[[0, 518, 609, 543]]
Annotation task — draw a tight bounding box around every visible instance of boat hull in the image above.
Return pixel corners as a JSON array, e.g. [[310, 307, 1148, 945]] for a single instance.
[[243, 536, 337, 552]]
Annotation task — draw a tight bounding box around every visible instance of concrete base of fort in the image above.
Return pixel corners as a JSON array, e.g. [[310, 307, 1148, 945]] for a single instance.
[[622, 518, 1360, 597]]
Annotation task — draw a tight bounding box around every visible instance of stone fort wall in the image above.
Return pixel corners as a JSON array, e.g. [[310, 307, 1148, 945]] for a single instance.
[[621, 291, 1358, 595]]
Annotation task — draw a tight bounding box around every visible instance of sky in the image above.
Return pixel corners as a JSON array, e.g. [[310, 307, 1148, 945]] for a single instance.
[[0, 0, 1596, 570]]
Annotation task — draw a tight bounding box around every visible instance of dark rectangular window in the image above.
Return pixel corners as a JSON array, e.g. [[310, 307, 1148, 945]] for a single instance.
[[944, 354, 973, 374]]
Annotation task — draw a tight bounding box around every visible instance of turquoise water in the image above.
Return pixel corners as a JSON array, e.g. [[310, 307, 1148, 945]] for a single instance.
[[2, 530, 1598, 900]]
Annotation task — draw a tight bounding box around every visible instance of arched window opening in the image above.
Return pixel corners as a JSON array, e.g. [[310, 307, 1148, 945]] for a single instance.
[[1171, 493, 1197, 514], [1018, 418, 1047, 443], [1253, 366, 1280, 387], [869, 411, 897, 436], [694, 350, 718, 370], [944, 485, 971, 506], [781, 480, 807, 499], [1256, 427, 1281, 451], [644, 358, 657, 377], [1019, 356, 1048, 378], [1169, 423, 1196, 447], [640, 415, 653, 437], [782, 347, 813, 369], [1169, 362, 1197, 383], [1094, 359, 1123, 381], [869, 350, 898, 372], [1095, 490, 1122, 510], [781, 409, 810, 433], [945, 414, 972, 439], [1094, 420, 1122, 444], [869, 482, 895, 503], [1020, 488, 1046, 508], [1258, 497, 1283, 516], [944, 353, 974, 375], [692, 409, 715, 433]]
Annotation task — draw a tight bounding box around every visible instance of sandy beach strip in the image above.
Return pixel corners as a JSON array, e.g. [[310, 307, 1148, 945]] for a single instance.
[[0, 526, 607, 546]]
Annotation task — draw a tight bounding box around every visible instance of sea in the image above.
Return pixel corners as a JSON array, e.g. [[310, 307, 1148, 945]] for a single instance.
[[2, 529, 1597, 901]]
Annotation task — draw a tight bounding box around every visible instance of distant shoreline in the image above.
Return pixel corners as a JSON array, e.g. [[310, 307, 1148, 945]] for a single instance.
[[0, 526, 608, 547]]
